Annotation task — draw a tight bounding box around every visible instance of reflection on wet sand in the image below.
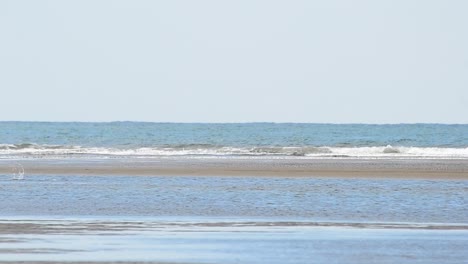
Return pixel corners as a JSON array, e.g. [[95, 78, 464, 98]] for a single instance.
[[1, 219, 467, 264]]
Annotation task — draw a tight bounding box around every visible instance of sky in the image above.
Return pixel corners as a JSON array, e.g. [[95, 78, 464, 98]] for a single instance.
[[0, 0, 467, 123]]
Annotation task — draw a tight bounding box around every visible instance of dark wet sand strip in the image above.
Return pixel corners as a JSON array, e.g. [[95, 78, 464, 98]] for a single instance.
[[1, 220, 467, 236], [0, 262, 184, 264]]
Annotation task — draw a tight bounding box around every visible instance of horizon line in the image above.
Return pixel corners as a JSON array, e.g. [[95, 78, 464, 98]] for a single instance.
[[1, 120, 467, 125]]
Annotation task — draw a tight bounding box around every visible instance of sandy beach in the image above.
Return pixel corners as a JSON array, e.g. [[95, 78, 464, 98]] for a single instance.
[[0, 157, 467, 179]]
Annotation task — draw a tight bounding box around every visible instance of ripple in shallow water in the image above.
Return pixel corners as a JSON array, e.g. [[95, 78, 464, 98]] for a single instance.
[[0, 175, 467, 223]]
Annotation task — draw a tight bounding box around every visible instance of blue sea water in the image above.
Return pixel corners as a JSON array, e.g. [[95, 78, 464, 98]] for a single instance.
[[0, 122, 467, 158], [1, 123, 467, 263], [2, 175, 467, 223]]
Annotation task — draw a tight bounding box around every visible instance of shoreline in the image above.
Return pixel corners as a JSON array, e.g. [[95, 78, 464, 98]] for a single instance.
[[0, 157, 467, 180]]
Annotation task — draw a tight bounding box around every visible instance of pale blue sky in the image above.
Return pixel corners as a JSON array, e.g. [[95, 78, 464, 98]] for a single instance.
[[0, 0, 467, 123]]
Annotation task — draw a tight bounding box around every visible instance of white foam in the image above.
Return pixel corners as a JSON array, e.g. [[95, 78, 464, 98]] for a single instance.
[[321, 146, 468, 158], [0, 144, 467, 159]]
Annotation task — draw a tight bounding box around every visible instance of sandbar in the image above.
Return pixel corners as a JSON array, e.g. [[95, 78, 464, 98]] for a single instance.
[[0, 157, 467, 180]]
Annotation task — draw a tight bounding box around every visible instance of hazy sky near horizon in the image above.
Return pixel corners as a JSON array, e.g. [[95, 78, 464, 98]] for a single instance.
[[1, 0, 467, 123]]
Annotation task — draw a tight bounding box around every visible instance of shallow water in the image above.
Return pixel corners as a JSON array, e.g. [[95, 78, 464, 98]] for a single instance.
[[1, 174, 467, 263], [1, 219, 467, 264], [1, 175, 467, 223]]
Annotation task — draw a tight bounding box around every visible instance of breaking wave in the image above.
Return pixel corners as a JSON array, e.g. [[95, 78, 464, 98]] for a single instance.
[[0, 143, 468, 159]]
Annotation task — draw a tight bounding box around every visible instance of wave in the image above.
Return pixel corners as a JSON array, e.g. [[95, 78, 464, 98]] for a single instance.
[[1, 143, 468, 159], [0, 143, 71, 150]]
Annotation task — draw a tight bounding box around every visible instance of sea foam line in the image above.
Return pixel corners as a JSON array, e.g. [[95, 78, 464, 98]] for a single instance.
[[0, 144, 468, 158]]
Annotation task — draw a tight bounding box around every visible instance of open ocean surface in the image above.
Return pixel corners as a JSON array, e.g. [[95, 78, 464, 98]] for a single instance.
[[1, 122, 467, 263], [1, 122, 468, 159]]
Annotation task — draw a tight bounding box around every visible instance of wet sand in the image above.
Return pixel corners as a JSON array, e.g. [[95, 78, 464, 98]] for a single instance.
[[0, 262, 170, 264], [1, 220, 467, 235], [1, 219, 467, 264], [0, 157, 467, 179]]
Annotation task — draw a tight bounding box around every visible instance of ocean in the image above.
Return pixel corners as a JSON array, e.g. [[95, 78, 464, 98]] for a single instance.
[[1, 122, 468, 159], [1, 122, 467, 263]]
